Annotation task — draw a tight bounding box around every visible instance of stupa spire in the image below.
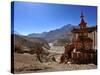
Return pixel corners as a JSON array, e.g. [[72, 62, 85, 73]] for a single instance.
[[80, 12, 84, 18], [79, 12, 87, 28]]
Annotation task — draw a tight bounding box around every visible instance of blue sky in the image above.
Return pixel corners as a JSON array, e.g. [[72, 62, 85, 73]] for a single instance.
[[12, 1, 97, 35]]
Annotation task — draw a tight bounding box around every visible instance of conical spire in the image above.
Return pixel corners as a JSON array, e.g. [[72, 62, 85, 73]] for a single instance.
[[79, 12, 87, 28], [80, 12, 84, 18]]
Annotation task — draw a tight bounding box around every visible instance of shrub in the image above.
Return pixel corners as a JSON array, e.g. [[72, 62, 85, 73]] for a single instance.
[[14, 45, 24, 54]]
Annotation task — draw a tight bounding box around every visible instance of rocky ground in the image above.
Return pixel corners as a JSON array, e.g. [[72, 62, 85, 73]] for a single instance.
[[13, 45, 97, 74]]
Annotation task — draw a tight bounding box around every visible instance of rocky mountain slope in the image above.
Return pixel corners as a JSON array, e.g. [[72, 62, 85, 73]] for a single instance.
[[12, 34, 50, 54], [28, 24, 74, 42]]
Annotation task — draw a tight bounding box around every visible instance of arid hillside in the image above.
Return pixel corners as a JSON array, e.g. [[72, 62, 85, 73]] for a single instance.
[[13, 34, 50, 54]]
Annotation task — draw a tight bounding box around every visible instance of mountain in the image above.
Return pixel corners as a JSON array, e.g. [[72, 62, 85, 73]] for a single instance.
[[13, 34, 50, 54], [28, 24, 74, 42], [11, 30, 21, 36], [28, 32, 47, 38]]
